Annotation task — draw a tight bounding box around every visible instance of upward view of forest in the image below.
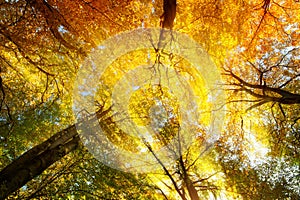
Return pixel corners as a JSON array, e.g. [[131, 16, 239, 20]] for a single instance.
[[0, 0, 299, 199]]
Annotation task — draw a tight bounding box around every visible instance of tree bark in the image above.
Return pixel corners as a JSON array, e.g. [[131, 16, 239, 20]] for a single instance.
[[223, 68, 300, 109], [178, 156, 200, 200], [158, 0, 177, 50], [160, 0, 177, 29], [0, 125, 80, 200]]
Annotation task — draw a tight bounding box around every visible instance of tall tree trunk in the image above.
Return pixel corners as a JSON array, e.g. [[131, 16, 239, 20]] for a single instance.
[[158, 0, 177, 50], [0, 125, 80, 200], [179, 156, 200, 200], [185, 177, 200, 200], [160, 0, 177, 29]]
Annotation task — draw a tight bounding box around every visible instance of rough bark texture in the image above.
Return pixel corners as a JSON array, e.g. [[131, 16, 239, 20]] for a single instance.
[[0, 125, 80, 200]]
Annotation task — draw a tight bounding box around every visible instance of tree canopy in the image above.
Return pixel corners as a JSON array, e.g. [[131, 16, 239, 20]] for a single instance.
[[0, 0, 299, 199]]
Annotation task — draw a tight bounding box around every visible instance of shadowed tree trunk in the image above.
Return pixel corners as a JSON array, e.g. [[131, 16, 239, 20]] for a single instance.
[[158, 0, 177, 50], [223, 67, 300, 110], [160, 0, 177, 29], [0, 104, 112, 199], [0, 125, 80, 200]]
